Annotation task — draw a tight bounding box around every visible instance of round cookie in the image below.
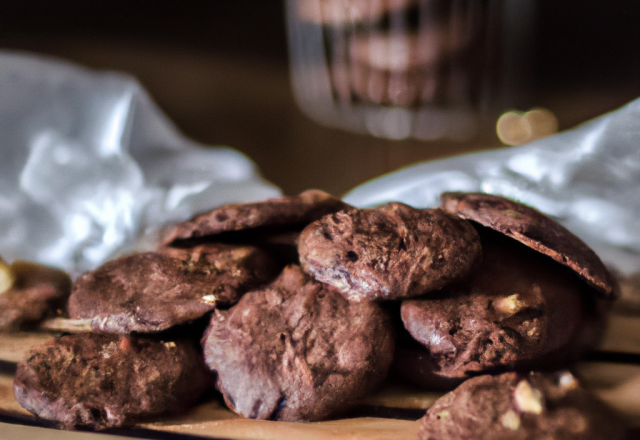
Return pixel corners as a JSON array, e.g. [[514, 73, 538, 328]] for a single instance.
[[13, 334, 212, 430], [441, 192, 615, 297], [161, 189, 350, 245], [202, 265, 395, 422], [418, 371, 627, 440], [400, 228, 599, 383], [298, 203, 481, 301], [68, 243, 279, 333], [0, 260, 71, 331]]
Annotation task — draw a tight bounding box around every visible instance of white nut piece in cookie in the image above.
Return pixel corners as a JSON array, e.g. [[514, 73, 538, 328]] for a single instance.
[[493, 293, 527, 316], [0, 257, 15, 294], [558, 371, 579, 391], [500, 409, 521, 430], [514, 379, 544, 414]]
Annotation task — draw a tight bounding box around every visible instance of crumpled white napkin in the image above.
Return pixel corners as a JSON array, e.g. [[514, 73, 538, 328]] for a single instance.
[[0, 51, 280, 276]]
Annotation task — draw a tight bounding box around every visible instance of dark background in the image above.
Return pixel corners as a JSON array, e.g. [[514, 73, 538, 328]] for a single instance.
[[0, 0, 639, 195]]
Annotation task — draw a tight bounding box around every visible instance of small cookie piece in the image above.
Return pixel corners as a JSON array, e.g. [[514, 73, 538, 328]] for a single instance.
[[68, 243, 279, 333], [441, 192, 614, 297], [202, 265, 395, 422], [161, 190, 349, 245], [14, 334, 212, 430], [0, 260, 71, 331], [418, 371, 627, 440], [299, 203, 481, 301], [401, 228, 596, 382]]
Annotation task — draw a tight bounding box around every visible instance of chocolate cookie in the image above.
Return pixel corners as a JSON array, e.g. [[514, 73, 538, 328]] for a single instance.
[[68, 243, 279, 333], [161, 190, 349, 245], [401, 228, 598, 383], [0, 260, 71, 331], [441, 192, 615, 297], [14, 334, 212, 430], [298, 203, 481, 301], [202, 265, 395, 422], [418, 371, 627, 440]]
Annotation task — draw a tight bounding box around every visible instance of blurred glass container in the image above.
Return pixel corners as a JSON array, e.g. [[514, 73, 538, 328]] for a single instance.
[[286, 0, 535, 141]]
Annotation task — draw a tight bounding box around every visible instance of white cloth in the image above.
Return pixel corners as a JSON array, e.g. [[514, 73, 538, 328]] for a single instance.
[[0, 52, 279, 276]]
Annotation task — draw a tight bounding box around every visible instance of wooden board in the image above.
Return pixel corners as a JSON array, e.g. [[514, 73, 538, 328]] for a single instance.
[[143, 409, 420, 440], [0, 332, 54, 364], [1, 312, 639, 439], [0, 422, 126, 440]]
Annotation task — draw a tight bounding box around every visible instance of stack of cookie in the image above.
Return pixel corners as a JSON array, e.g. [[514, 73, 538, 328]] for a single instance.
[[295, 191, 624, 437], [10, 189, 626, 437]]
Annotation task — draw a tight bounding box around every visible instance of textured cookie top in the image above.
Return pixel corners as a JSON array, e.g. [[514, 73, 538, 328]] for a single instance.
[[161, 190, 349, 245], [299, 203, 482, 301], [0, 261, 71, 331], [401, 229, 591, 380], [68, 244, 279, 333], [418, 371, 626, 440], [202, 265, 395, 422], [13, 334, 212, 430], [441, 192, 614, 298]]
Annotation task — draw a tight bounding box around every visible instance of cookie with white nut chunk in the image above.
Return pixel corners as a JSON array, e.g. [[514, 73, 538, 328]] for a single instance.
[[400, 228, 602, 384], [0, 257, 71, 331], [441, 192, 615, 298], [68, 243, 279, 333], [298, 203, 481, 301], [417, 371, 626, 440], [202, 265, 395, 422], [13, 334, 213, 430]]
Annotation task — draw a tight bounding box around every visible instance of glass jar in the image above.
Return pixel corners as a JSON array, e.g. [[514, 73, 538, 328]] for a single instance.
[[286, 0, 535, 141]]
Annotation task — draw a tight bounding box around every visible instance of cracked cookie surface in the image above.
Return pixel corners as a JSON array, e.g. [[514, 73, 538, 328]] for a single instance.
[[202, 265, 395, 421], [418, 371, 626, 440], [68, 243, 279, 333], [13, 334, 212, 430], [299, 203, 481, 301], [401, 228, 597, 382]]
